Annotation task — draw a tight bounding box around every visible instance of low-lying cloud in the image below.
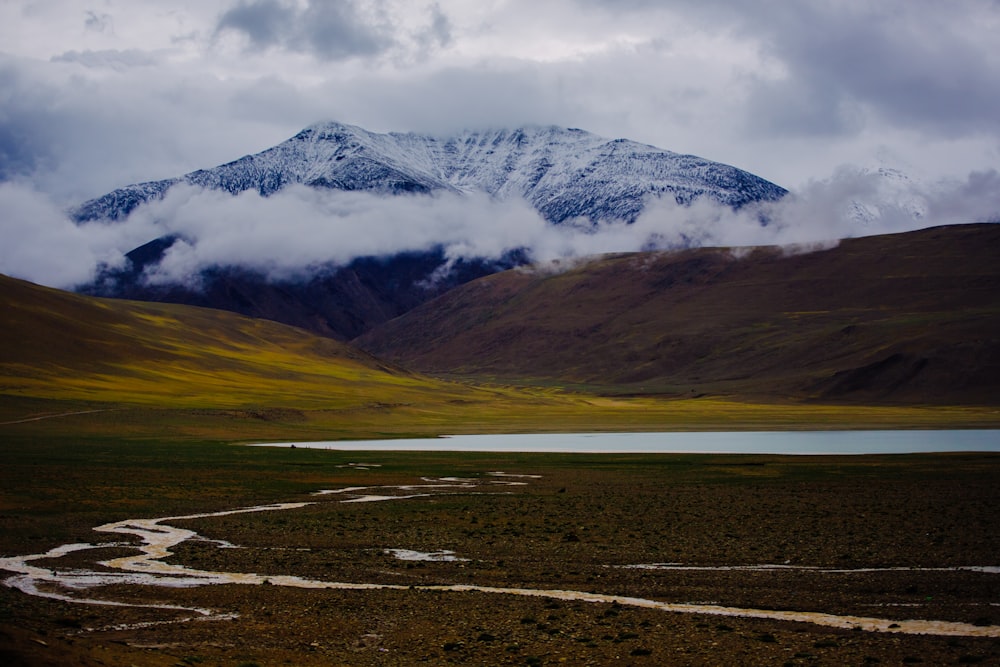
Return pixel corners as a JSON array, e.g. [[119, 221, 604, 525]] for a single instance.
[[1, 167, 998, 289]]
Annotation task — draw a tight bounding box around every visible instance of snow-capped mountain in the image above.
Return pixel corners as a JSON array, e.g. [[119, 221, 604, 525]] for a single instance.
[[73, 122, 786, 224], [77, 122, 788, 340]]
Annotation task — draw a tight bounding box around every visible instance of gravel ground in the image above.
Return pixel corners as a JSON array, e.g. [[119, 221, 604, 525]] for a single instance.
[[3, 454, 999, 665]]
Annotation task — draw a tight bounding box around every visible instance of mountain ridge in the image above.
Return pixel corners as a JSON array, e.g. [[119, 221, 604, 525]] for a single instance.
[[355, 223, 1000, 404], [72, 121, 787, 224], [5, 226, 998, 417]]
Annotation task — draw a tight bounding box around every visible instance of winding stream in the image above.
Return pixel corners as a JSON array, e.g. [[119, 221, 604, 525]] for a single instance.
[[2, 472, 998, 638]]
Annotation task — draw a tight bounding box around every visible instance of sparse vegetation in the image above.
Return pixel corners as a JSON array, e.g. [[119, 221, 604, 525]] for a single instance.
[[1, 434, 999, 665], [358, 224, 1000, 405]]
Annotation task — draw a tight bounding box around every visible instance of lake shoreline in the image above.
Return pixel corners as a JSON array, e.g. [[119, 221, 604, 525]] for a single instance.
[[253, 429, 1000, 455]]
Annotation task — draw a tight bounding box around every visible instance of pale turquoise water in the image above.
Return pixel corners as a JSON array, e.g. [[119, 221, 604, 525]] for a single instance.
[[256, 430, 1000, 454]]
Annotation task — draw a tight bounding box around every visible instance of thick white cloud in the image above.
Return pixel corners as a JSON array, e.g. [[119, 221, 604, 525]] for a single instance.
[[133, 185, 549, 283], [3, 166, 996, 289], [0, 184, 99, 286], [0, 183, 157, 286]]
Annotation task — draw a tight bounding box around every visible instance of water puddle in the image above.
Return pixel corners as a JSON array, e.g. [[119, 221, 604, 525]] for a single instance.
[[619, 563, 1000, 574], [385, 549, 469, 562], [2, 472, 998, 638]]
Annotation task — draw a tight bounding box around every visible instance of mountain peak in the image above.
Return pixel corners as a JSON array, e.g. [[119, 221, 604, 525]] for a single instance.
[[72, 121, 787, 224], [296, 120, 379, 143]]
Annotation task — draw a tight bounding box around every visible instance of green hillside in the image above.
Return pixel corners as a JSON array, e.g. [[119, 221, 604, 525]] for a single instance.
[[357, 224, 1000, 404]]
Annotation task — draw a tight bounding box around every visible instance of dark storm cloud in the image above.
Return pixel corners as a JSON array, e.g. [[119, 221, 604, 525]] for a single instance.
[[0, 61, 56, 182], [742, 1, 1000, 138], [421, 3, 452, 49], [576, 0, 1000, 139], [216, 0, 293, 48], [405, 2, 452, 57], [0, 124, 49, 183], [215, 0, 395, 60], [0, 53, 307, 203]]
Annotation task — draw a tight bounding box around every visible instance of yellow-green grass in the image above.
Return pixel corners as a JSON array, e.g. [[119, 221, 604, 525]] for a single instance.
[[3, 272, 999, 443], [2, 272, 553, 417], [3, 393, 998, 445]]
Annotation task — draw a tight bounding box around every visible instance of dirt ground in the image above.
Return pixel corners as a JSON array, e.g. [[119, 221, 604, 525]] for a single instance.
[[2, 452, 999, 666]]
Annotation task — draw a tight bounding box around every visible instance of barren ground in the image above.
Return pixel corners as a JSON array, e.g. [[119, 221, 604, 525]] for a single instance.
[[2, 446, 999, 666]]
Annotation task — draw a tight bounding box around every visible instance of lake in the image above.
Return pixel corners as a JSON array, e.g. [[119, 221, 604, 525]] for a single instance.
[[256, 430, 1000, 455]]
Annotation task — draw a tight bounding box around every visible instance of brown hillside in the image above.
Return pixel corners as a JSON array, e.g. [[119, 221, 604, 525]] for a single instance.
[[355, 224, 1000, 404]]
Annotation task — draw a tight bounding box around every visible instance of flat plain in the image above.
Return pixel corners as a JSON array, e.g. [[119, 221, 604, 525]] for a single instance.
[[2, 428, 999, 666]]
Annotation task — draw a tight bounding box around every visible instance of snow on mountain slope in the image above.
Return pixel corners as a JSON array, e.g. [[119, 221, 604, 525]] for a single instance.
[[72, 122, 787, 224], [845, 162, 930, 230]]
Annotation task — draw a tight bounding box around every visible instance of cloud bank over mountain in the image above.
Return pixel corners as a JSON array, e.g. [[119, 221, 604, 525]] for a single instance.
[[1, 1, 998, 288], [3, 165, 997, 289]]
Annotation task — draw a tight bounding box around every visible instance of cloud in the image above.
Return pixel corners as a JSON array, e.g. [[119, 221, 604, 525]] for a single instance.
[[0, 0, 997, 258], [2, 0, 997, 206], [127, 185, 546, 284], [51, 49, 161, 70], [925, 169, 1000, 225], [416, 3, 452, 50], [0, 183, 154, 287], [214, 0, 451, 61], [695, 0, 1000, 140], [766, 2, 1000, 138], [573, 0, 1000, 145], [216, 0, 296, 49], [0, 53, 308, 204], [83, 10, 114, 34], [630, 167, 1000, 252], [3, 164, 997, 290]]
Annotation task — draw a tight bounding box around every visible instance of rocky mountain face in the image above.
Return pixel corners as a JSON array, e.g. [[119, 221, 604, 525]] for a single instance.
[[73, 122, 786, 223], [77, 122, 787, 339]]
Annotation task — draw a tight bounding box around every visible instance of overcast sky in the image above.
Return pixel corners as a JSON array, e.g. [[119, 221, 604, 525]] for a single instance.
[[1, 0, 999, 287]]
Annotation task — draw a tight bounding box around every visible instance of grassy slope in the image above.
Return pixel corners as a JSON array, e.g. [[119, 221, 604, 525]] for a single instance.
[[356, 224, 1000, 404], [3, 272, 997, 441], [0, 273, 460, 409]]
